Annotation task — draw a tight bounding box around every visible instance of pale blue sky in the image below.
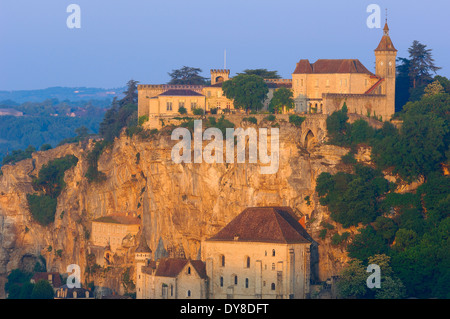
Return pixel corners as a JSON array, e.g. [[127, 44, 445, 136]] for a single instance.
[[0, 0, 448, 90]]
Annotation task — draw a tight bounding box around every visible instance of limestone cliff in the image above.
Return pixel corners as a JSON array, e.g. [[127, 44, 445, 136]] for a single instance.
[[0, 115, 356, 297]]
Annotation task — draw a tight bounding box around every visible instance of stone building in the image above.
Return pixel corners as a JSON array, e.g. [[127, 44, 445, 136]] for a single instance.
[[202, 206, 312, 299], [137, 258, 208, 299], [135, 206, 313, 299], [292, 21, 397, 120], [30, 272, 62, 291], [138, 21, 396, 123], [91, 212, 141, 252]]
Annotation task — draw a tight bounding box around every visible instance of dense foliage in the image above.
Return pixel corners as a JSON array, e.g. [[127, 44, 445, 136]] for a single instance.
[[222, 74, 268, 113], [269, 87, 294, 114], [27, 155, 78, 225], [318, 85, 450, 298], [168, 66, 208, 85], [237, 69, 281, 79]]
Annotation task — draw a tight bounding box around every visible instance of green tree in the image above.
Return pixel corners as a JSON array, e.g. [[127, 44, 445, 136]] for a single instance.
[[237, 68, 281, 79], [347, 226, 388, 262], [373, 216, 398, 242], [121, 79, 139, 106], [408, 40, 441, 89], [367, 255, 406, 299], [222, 74, 268, 113], [316, 165, 390, 228], [269, 87, 294, 113], [336, 259, 368, 298], [393, 229, 418, 252], [31, 279, 54, 299], [5, 269, 33, 299], [395, 57, 412, 110], [18, 282, 35, 299], [168, 66, 208, 85], [325, 103, 349, 145], [423, 79, 445, 97]]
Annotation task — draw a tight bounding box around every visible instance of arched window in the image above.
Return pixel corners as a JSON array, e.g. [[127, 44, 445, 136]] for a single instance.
[[170, 285, 173, 297], [220, 276, 224, 287], [187, 290, 191, 297], [271, 283, 276, 290], [272, 263, 275, 270], [187, 266, 191, 275], [272, 249, 276, 257], [245, 256, 250, 268], [220, 254, 225, 267], [245, 278, 249, 288], [234, 275, 238, 285]]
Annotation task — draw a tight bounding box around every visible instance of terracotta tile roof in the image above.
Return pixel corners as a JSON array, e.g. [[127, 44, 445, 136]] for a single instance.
[[154, 258, 206, 279], [365, 77, 385, 94], [190, 260, 207, 279], [93, 212, 140, 225], [135, 232, 152, 253], [293, 59, 373, 75], [31, 272, 62, 288], [207, 206, 312, 244], [159, 89, 204, 96], [375, 35, 397, 52]]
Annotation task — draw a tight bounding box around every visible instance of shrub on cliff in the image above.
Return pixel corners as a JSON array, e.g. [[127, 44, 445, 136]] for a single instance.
[[26, 194, 57, 226], [2, 145, 36, 166], [85, 140, 110, 183], [26, 155, 78, 226], [288, 114, 305, 127], [32, 154, 78, 198], [316, 165, 392, 228]]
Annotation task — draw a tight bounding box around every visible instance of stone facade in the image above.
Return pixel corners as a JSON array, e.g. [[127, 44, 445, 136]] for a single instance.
[[91, 212, 141, 251], [135, 206, 313, 299], [138, 22, 396, 123], [292, 22, 397, 121]]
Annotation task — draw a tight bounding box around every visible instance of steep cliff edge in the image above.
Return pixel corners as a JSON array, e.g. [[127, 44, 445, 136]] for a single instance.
[[0, 117, 355, 297]]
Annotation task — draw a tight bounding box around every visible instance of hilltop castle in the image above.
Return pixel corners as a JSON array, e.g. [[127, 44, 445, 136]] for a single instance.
[[137, 22, 396, 122]]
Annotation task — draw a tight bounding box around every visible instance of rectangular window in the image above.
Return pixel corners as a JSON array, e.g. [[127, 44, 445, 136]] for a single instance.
[[301, 79, 304, 86], [191, 101, 197, 110], [179, 101, 185, 108], [207, 91, 211, 97], [166, 101, 172, 111]]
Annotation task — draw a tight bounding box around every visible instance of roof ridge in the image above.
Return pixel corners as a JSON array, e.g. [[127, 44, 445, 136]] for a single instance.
[[271, 209, 289, 244]]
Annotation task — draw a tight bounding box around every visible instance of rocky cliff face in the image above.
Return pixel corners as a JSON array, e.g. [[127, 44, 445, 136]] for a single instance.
[[0, 116, 355, 297]]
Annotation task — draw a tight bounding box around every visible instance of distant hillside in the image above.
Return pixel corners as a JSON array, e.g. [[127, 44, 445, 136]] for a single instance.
[[0, 86, 125, 104]]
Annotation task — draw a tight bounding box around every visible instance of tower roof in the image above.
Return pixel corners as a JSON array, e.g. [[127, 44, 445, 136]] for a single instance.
[[207, 206, 312, 244], [135, 232, 152, 253], [375, 22, 397, 52]]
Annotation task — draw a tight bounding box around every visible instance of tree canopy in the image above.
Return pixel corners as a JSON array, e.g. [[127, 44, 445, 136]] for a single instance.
[[221, 74, 268, 113], [408, 40, 441, 89], [269, 87, 294, 114], [168, 66, 208, 85], [237, 68, 281, 79], [318, 87, 450, 298]]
